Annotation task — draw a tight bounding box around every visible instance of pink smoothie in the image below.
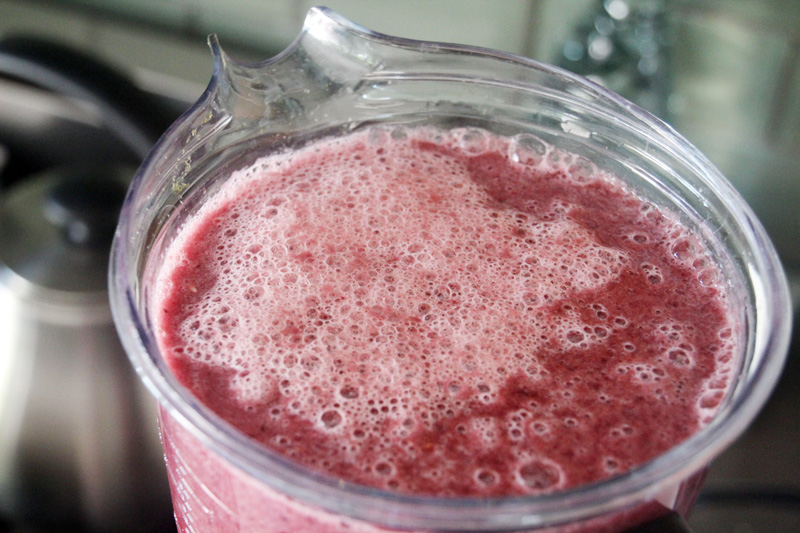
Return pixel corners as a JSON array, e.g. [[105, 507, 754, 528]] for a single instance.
[[154, 126, 736, 522]]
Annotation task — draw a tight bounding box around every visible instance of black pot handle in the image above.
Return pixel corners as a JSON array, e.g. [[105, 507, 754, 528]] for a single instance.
[[624, 510, 693, 532], [0, 35, 175, 160]]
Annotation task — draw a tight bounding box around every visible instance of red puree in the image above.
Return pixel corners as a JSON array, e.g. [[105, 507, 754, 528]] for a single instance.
[[155, 126, 735, 499]]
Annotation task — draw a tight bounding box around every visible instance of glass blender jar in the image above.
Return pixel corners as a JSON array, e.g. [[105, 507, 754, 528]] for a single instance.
[[110, 7, 791, 532]]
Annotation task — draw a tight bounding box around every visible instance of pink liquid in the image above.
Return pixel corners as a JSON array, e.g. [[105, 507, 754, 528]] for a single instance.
[[154, 126, 736, 529]]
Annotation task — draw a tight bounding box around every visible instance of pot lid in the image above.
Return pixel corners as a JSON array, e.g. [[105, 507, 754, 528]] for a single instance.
[[0, 165, 131, 293]]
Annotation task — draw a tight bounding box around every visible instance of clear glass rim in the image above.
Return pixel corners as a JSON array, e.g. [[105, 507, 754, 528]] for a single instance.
[[109, 6, 793, 530]]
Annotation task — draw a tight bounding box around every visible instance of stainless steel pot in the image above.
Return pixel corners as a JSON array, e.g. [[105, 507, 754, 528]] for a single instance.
[[0, 165, 169, 530], [0, 38, 174, 532]]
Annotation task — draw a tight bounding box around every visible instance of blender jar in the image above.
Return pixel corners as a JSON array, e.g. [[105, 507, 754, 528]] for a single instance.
[[109, 7, 791, 532]]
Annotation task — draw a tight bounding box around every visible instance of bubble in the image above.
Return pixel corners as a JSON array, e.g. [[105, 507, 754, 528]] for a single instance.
[[569, 157, 596, 183], [475, 469, 498, 485], [531, 422, 548, 435], [668, 348, 690, 366], [592, 304, 609, 320], [458, 128, 489, 154], [641, 262, 663, 284], [699, 391, 724, 409], [566, 330, 584, 343], [374, 462, 393, 476], [697, 268, 717, 286], [518, 460, 561, 491], [671, 238, 695, 262], [605, 421, 633, 439], [390, 127, 407, 140], [321, 410, 343, 428], [244, 286, 265, 301], [509, 134, 547, 166], [603, 457, 620, 473], [340, 385, 360, 399]]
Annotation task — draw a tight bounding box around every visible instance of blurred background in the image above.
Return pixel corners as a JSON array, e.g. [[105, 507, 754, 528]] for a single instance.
[[0, 0, 797, 531]]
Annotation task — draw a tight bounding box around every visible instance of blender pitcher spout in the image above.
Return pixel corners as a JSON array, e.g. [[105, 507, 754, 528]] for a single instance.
[[204, 33, 297, 126], [203, 6, 386, 133], [157, 7, 402, 201]]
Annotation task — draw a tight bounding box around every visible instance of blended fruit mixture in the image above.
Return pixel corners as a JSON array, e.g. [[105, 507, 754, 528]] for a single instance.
[[154, 126, 736, 498]]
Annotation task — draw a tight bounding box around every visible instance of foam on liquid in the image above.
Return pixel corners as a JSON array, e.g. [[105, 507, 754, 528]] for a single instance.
[[155, 126, 737, 497]]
